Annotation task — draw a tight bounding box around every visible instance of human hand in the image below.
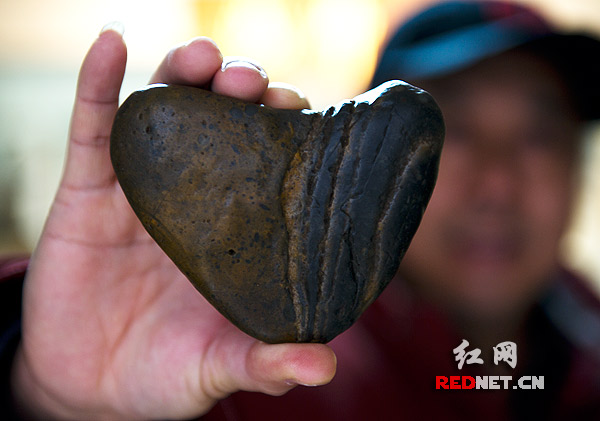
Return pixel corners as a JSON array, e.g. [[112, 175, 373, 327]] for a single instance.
[[11, 27, 336, 420]]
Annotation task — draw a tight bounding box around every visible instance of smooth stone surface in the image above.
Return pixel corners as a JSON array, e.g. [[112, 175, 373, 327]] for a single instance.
[[110, 81, 444, 343]]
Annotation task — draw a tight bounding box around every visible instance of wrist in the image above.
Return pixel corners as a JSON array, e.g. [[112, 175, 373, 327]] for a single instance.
[[11, 346, 91, 421], [10, 345, 59, 420]]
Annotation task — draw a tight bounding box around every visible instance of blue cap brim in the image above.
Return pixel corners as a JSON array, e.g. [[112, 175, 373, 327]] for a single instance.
[[371, 1, 600, 120]]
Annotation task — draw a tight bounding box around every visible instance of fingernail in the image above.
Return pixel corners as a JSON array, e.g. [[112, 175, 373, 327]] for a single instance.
[[100, 21, 125, 37], [284, 379, 319, 387], [221, 57, 267, 78]]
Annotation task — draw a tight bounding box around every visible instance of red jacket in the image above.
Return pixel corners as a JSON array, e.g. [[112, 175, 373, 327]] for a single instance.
[[1, 257, 599, 420]]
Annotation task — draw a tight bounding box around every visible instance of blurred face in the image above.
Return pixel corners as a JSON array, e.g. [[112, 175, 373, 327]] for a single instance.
[[399, 52, 582, 322]]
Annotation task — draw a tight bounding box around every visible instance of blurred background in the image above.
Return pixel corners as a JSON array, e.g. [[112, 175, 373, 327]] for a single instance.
[[1, 0, 600, 292]]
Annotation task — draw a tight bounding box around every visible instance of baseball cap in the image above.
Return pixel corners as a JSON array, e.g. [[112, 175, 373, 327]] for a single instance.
[[371, 0, 600, 120]]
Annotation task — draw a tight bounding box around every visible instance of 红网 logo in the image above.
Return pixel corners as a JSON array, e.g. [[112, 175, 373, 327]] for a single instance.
[[435, 340, 544, 390]]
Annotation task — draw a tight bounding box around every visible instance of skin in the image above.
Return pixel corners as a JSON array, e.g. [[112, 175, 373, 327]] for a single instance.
[[11, 30, 336, 420], [398, 51, 582, 349]]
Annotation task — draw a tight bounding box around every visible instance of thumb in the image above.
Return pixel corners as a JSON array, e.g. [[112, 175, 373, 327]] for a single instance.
[[200, 335, 337, 400]]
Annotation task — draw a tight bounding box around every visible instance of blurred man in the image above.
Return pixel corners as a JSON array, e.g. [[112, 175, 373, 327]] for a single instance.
[[374, 0, 599, 356], [1, 1, 599, 420]]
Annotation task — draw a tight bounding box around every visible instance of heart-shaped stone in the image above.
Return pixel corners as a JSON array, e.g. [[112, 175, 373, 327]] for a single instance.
[[110, 81, 444, 343]]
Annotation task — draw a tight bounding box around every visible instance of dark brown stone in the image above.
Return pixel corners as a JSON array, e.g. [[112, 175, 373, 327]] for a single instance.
[[110, 81, 444, 343]]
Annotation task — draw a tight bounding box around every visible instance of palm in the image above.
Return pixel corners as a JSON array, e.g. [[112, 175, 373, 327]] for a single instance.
[[27, 183, 226, 417], [14, 30, 335, 420]]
